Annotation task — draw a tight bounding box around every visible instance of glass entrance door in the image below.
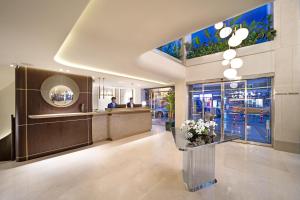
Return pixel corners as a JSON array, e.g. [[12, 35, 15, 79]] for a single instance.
[[203, 84, 222, 135], [188, 77, 272, 145], [223, 81, 246, 140], [188, 84, 203, 121], [246, 78, 272, 144]]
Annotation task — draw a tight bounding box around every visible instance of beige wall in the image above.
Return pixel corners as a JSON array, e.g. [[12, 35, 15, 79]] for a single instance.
[[272, 0, 300, 152], [175, 0, 300, 153], [0, 67, 15, 140], [175, 80, 188, 128], [186, 43, 276, 82]]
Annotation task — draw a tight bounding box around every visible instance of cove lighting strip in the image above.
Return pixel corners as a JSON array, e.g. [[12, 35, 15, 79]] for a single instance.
[[54, 55, 168, 85]]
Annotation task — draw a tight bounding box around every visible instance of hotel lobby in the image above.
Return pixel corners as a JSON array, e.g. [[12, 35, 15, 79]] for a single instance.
[[0, 0, 300, 199]]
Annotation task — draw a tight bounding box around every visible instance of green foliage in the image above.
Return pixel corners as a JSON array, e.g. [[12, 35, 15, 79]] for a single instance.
[[158, 40, 182, 60], [186, 14, 277, 59], [165, 90, 175, 120]]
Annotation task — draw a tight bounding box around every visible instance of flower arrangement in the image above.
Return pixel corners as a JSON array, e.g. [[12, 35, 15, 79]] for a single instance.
[[180, 119, 217, 145]]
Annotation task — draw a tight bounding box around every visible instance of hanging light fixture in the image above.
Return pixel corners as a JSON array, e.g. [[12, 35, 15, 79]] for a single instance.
[[230, 82, 238, 89], [236, 25, 249, 40], [228, 33, 242, 47], [223, 68, 237, 79], [223, 49, 236, 60], [214, 22, 224, 30], [230, 58, 244, 69], [221, 23, 250, 80], [220, 26, 232, 38], [222, 59, 230, 66]]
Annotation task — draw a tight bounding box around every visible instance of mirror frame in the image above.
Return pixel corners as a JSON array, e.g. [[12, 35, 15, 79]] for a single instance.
[[41, 75, 80, 107]]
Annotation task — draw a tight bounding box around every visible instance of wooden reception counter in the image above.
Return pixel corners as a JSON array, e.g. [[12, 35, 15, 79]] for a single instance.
[[23, 108, 152, 161]]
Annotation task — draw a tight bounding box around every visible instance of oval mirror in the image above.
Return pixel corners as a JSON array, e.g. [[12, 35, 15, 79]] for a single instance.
[[41, 75, 79, 107], [49, 85, 74, 106]]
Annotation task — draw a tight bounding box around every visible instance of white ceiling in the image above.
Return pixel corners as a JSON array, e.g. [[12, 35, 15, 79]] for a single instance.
[[0, 0, 272, 88], [0, 0, 89, 67]]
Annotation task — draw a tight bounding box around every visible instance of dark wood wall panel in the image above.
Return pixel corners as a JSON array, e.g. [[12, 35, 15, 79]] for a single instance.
[[15, 125, 27, 160], [0, 134, 12, 161], [15, 67, 93, 161]]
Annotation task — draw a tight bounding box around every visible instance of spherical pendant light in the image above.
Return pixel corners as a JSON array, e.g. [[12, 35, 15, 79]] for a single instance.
[[223, 49, 236, 60], [214, 22, 224, 30], [228, 34, 242, 47], [230, 58, 244, 69], [223, 68, 237, 79], [230, 82, 238, 89], [236, 27, 249, 40], [219, 27, 232, 38], [222, 59, 230, 66]]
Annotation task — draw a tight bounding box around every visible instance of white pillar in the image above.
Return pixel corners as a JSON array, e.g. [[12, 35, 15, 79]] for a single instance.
[[175, 79, 188, 128]]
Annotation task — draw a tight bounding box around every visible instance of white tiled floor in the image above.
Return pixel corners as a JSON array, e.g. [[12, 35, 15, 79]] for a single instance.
[[0, 126, 300, 200]]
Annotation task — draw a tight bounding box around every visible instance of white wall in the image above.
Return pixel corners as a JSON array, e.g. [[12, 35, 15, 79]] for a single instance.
[[175, 0, 300, 152], [92, 83, 142, 110], [0, 67, 15, 140], [134, 88, 142, 104]]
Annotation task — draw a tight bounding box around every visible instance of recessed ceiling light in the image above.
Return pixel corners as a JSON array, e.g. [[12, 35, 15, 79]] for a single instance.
[[59, 69, 63, 72], [66, 69, 70, 73], [9, 64, 15, 68]]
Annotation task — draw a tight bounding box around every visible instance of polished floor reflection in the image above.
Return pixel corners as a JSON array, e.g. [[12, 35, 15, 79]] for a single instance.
[[0, 127, 299, 200]]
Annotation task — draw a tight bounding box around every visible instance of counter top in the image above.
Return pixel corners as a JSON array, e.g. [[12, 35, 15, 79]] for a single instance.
[[28, 108, 151, 119]]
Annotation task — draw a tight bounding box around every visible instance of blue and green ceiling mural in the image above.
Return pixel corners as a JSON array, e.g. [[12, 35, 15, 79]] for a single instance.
[[157, 3, 276, 60]]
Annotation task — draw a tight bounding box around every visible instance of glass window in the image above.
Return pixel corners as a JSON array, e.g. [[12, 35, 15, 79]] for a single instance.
[[142, 87, 174, 125]]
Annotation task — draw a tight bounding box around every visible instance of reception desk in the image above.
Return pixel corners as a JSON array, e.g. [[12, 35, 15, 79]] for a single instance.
[[107, 109, 152, 140], [21, 108, 151, 161], [91, 108, 152, 141]]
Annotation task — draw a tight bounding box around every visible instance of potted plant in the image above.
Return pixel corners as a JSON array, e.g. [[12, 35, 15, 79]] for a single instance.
[[165, 90, 175, 131]]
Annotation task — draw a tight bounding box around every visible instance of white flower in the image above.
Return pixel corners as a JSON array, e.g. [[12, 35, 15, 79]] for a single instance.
[[185, 132, 193, 139], [205, 122, 210, 128], [209, 121, 217, 127]]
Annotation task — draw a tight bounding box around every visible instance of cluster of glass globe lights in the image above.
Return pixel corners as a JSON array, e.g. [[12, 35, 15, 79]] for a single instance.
[[214, 22, 249, 80]]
